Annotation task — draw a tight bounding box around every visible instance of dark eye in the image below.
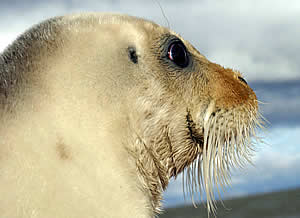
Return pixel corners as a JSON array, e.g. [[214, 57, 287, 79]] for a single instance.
[[167, 41, 189, 68]]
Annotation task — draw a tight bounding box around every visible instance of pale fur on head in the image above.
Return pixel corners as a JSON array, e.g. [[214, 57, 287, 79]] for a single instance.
[[0, 12, 263, 217], [127, 69, 263, 215], [124, 31, 263, 215]]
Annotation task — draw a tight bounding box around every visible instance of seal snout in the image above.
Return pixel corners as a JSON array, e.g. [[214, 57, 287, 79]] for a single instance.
[[205, 62, 257, 110]]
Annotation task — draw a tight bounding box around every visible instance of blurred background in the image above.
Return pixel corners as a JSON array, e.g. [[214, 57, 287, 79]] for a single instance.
[[1, 0, 299, 216]]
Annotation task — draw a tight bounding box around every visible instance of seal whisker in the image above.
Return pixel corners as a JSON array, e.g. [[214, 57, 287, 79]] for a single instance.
[[0, 12, 263, 217]]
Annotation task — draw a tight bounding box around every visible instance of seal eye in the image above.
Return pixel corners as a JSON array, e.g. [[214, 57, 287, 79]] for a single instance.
[[167, 41, 189, 68]]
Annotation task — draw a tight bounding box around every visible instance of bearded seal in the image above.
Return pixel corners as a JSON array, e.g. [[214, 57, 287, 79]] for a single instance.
[[0, 13, 261, 217]]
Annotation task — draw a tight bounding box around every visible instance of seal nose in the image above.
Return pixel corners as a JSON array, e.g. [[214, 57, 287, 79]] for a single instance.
[[207, 62, 257, 109], [238, 76, 248, 85]]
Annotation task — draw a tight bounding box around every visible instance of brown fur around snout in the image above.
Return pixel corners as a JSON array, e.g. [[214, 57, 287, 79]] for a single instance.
[[207, 62, 257, 109], [0, 13, 262, 218]]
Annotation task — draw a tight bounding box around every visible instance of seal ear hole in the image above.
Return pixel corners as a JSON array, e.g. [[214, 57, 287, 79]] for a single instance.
[[128, 47, 138, 64]]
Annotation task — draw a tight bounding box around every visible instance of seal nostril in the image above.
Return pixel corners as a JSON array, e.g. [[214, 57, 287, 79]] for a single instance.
[[238, 76, 248, 85]]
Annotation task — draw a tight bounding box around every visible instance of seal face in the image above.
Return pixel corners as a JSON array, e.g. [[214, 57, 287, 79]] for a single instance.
[[129, 31, 261, 214], [0, 13, 262, 217]]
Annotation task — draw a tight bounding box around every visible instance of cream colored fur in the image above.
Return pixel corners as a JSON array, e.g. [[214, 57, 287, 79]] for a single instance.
[[0, 13, 261, 218]]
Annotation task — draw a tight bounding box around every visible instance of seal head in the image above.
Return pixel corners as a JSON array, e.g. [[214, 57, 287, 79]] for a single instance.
[[0, 13, 261, 217]]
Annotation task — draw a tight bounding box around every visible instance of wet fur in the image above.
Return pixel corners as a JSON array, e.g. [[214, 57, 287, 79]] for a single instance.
[[0, 13, 261, 217]]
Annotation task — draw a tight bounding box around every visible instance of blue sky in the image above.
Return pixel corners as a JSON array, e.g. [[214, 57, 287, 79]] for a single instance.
[[1, 0, 299, 209]]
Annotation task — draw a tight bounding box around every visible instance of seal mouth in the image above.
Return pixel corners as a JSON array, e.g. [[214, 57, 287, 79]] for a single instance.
[[186, 111, 204, 149], [182, 101, 261, 215], [186, 101, 216, 150]]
